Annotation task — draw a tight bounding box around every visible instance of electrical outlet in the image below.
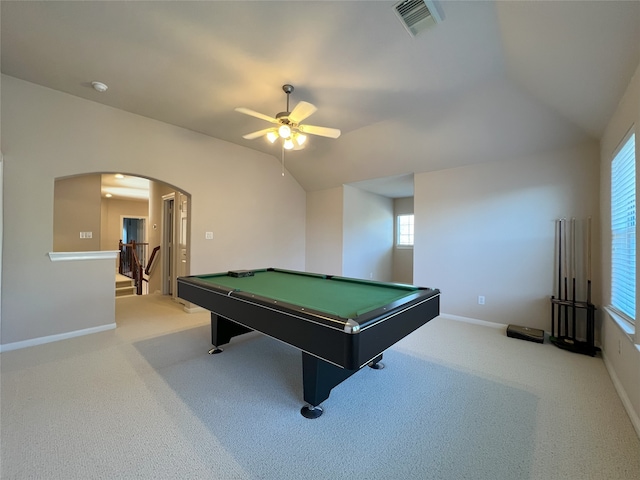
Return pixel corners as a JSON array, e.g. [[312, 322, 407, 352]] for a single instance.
[[478, 295, 485, 305], [205, 232, 213, 240]]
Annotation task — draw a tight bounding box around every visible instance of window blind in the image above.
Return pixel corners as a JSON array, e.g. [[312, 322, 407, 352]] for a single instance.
[[611, 133, 636, 322]]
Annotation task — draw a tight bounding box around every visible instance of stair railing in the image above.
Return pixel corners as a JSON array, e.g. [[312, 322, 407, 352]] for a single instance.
[[118, 240, 150, 295], [145, 246, 160, 276]]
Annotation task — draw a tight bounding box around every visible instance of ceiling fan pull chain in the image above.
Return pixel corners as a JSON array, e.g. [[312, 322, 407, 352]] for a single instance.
[[281, 144, 286, 177]]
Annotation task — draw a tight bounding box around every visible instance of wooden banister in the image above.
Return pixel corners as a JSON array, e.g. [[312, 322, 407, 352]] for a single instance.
[[145, 246, 160, 276], [118, 240, 150, 295]]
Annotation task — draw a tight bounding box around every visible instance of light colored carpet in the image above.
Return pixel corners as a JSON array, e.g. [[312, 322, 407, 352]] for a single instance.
[[1, 294, 638, 479]]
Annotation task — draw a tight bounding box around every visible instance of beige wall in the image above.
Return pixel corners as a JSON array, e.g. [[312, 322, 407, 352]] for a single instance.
[[101, 194, 149, 275], [0, 156, 3, 331], [599, 62, 640, 435], [54, 175, 102, 251], [148, 181, 177, 295], [414, 141, 600, 330], [342, 185, 393, 281], [1, 75, 306, 346], [305, 187, 343, 276], [393, 197, 414, 284], [101, 196, 149, 252]]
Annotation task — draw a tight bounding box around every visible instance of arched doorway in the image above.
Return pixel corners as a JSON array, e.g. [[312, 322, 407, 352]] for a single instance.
[[52, 172, 190, 302]]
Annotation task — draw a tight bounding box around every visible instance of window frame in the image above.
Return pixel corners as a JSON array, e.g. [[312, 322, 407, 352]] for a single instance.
[[396, 213, 414, 248]]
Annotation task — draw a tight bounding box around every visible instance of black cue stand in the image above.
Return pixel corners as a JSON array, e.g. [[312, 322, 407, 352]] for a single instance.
[[549, 296, 600, 357]]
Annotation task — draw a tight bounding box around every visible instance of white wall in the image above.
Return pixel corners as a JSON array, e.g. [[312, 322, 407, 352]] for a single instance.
[[1, 75, 306, 345], [342, 185, 393, 281], [599, 62, 640, 435], [306, 187, 343, 275], [393, 197, 414, 284], [0, 155, 3, 335], [414, 141, 600, 330]]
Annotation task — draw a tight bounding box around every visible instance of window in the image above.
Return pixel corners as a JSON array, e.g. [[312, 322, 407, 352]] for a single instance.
[[397, 214, 414, 246], [611, 133, 636, 323]]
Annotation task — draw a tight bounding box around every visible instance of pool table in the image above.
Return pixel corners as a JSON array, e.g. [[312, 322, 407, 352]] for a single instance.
[[177, 268, 440, 418]]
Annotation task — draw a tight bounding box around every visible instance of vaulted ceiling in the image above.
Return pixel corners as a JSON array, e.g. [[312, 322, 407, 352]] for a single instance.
[[2, 1, 639, 197]]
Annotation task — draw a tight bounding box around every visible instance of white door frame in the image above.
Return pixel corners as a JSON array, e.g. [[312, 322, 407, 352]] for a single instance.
[[161, 191, 190, 301]]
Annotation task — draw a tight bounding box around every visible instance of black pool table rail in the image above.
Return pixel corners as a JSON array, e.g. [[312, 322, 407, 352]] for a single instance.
[[178, 272, 438, 334], [178, 275, 357, 332]]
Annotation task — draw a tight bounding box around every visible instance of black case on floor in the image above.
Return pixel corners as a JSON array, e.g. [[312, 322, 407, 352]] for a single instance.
[[506, 324, 544, 343]]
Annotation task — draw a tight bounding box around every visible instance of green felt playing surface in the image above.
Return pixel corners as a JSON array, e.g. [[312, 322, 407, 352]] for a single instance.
[[194, 269, 418, 319]]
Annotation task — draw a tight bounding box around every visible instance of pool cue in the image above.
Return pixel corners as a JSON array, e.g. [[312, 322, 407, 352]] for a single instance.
[[551, 219, 558, 337], [571, 217, 576, 340], [563, 218, 569, 337], [558, 218, 564, 337], [586, 216, 594, 350], [587, 216, 592, 305]]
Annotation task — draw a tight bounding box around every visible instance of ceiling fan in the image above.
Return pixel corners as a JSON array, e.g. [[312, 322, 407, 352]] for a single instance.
[[235, 84, 341, 151]]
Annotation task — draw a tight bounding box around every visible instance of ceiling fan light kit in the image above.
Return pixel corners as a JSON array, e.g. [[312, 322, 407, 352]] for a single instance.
[[235, 84, 341, 152], [278, 124, 291, 139]]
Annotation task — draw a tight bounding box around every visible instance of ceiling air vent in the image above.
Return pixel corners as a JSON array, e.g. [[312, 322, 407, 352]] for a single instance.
[[394, 0, 442, 37]]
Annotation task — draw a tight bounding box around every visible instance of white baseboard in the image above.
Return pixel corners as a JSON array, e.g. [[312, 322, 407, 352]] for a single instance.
[[439, 313, 507, 329], [602, 350, 640, 439], [0, 323, 116, 353]]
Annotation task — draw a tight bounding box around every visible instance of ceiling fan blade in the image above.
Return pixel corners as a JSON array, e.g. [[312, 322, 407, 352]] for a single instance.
[[242, 127, 276, 140], [298, 124, 341, 139], [235, 107, 278, 124], [288, 101, 317, 124]]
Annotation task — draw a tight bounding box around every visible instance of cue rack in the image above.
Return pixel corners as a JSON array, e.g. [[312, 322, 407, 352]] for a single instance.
[[550, 217, 599, 356]]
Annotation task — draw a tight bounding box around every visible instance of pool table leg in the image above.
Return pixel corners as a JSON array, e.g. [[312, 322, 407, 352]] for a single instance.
[[368, 356, 385, 370], [208, 314, 253, 354], [300, 352, 384, 418]]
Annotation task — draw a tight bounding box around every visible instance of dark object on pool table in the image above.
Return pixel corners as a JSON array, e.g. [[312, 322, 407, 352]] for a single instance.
[[506, 324, 544, 343], [228, 270, 255, 278], [177, 268, 440, 418]]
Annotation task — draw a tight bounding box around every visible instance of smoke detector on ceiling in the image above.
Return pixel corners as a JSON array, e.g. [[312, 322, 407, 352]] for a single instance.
[[91, 81, 108, 93], [394, 0, 443, 37]]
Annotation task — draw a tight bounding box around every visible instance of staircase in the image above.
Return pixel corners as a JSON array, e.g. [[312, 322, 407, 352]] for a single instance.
[[116, 273, 136, 297]]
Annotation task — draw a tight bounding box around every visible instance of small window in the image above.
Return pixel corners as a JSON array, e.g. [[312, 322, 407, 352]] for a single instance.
[[611, 133, 636, 323], [397, 214, 414, 246]]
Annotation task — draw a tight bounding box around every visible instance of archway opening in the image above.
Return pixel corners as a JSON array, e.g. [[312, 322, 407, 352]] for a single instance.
[[53, 172, 190, 301]]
